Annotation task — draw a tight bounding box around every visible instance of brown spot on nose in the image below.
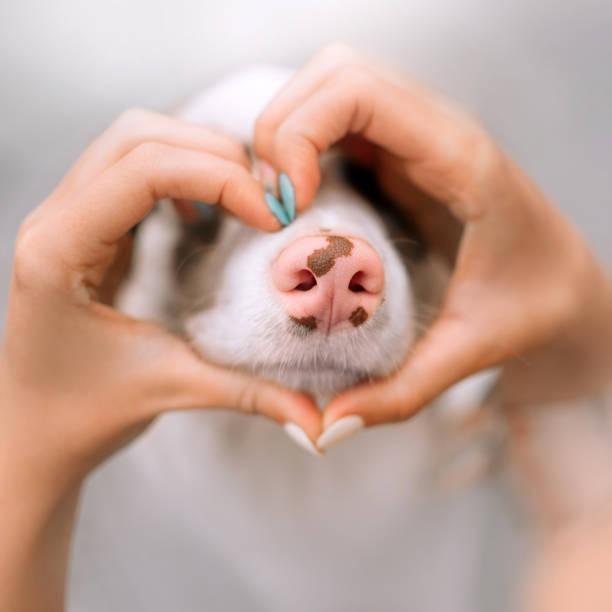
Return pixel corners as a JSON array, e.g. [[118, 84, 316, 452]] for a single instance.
[[306, 235, 354, 277], [291, 315, 317, 330], [349, 306, 368, 327]]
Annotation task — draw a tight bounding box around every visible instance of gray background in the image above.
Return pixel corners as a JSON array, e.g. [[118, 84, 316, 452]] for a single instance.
[[1, 0, 610, 607], [2, 1, 611, 331]]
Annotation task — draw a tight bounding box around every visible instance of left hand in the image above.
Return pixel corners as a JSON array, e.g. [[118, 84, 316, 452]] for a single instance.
[[253, 45, 612, 442]]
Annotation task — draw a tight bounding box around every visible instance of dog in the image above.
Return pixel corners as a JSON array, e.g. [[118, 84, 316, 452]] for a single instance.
[[69, 66, 610, 612]]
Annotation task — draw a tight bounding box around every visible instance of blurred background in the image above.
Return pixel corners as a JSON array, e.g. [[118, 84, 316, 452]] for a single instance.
[[1, 1, 610, 610], [2, 0, 612, 330]]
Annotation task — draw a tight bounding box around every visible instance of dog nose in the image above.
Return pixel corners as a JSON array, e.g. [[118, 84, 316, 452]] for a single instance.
[[271, 234, 384, 333]]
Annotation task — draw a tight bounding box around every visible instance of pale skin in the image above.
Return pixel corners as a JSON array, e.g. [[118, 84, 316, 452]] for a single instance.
[[253, 44, 612, 427], [0, 110, 321, 611], [1, 45, 611, 611]]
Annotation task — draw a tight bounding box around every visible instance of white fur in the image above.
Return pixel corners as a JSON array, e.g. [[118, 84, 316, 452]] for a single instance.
[[126, 66, 417, 405], [185, 177, 413, 405], [116, 200, 181, 322]]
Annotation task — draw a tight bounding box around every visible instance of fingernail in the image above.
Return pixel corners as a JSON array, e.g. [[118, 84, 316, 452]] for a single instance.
[[257, 160, 278, 193], [265, 191, 291, 227], [283, 422, 322, 456], [316, 415, 365, 451], [279, 172, 296, 222]]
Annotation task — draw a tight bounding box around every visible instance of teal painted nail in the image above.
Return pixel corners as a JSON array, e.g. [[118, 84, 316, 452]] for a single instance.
[[279, 172, 296, 221], [265, 191, 291, 226]]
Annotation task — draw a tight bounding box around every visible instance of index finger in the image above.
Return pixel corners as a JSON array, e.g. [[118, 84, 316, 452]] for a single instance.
[[36, 144, 278, 284], [56, 109, 251, 197], [258, 64, 493, 218], [253, 43, 361, 159]]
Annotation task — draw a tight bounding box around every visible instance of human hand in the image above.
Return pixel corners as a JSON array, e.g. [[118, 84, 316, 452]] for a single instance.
[[254, 44, 612, 443], [0, 109, 321, 500]]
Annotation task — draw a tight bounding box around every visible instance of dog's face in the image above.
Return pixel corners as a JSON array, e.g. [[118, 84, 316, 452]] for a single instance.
[[180, 161, 427, 405]]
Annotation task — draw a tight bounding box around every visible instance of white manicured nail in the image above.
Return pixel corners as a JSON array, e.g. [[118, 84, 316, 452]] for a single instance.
[[254, 159, 278, 193], [283, 422, 321, 456], [316, 415, 365, 451]]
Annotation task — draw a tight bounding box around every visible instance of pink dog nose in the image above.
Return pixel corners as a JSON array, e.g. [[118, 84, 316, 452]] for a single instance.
[[271, 234, 384, 333]]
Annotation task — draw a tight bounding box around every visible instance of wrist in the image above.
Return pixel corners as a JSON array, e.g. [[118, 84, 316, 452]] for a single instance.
[[0, 358, 87, 611], [0, 480, 80, 612], [0, 356, 85, 507]]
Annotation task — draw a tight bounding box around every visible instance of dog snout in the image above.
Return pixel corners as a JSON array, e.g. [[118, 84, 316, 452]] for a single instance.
[[270, 234, 384, 333]]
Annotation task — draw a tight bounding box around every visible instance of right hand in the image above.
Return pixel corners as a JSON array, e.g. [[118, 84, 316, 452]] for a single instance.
[[0, 109, 321, 499], [254, 44, 612, 432]]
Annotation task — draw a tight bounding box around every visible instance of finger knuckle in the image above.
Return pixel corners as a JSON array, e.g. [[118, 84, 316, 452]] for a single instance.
[[233, 163, 251, 183], [337, 64, 373, 97], [127, 141, 167, 171], [112, 107, 155, 131], [276, 118, 309, 149], [221, 160, 248, 186], [393, 397, 412, 423], [435, 121, 499, 207], [463, 136, 499, 203], [105, 109, 166, 162], [13, 216, 56, 289], [201, 126, 246, 161], [221, 163, 252, 204], [458, 124, 496, 174], [17, 208, 39, 237], [119, 142, 170, 200], [235, 379, 260, 416], [392, 379, 421, 422]]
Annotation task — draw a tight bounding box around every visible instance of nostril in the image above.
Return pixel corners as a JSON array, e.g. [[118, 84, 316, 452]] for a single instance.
[[293, 269, 317, 292], [348, 271, 367, 293]]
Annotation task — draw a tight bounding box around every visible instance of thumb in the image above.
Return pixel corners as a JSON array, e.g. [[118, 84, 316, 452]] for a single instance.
[[144, 338, 322, 441], [322, 316, 489, 430]]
